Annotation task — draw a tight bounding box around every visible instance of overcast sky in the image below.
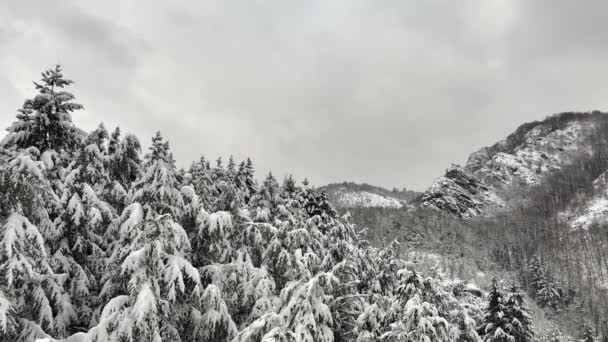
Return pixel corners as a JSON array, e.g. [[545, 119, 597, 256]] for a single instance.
[[1, 1, 608, 190]]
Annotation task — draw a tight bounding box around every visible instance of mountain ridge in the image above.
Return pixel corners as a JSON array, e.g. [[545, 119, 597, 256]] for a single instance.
[[416, 111, 607, 218]]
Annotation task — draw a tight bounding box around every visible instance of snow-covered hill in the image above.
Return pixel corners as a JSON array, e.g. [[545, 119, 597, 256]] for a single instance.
[[320, 182, 419, 208], [417, 112, 604, 218]]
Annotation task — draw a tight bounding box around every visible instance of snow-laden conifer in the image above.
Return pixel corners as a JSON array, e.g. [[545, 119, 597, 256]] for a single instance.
[[1, 65, 84, 154], [0, 212, 75, 341], [51, 125, 114, 329], [132, 132, 183, 218]]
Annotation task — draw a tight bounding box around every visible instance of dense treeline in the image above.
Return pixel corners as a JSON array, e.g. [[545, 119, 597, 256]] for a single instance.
[[0, 66, 536, 341]]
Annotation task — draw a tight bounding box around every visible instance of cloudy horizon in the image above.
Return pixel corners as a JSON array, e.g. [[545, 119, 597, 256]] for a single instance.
[[2, 0, 608, 191]]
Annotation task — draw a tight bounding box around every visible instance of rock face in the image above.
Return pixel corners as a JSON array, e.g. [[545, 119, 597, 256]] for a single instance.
[[418, 112, 604, 218], [419, 165, 504, 218]]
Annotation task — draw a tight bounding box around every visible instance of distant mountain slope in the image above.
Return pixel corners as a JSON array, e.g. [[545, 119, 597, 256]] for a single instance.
[[320, 182, 419, 208], [417, 111, 606, 218]]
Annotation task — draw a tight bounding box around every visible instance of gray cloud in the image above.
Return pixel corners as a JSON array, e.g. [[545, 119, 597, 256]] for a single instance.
[[1, 0, 608, 190]]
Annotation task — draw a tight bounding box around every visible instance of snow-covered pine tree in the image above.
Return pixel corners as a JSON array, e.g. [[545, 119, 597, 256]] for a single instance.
[[250, 172, 282, 222], [191, 283, 237, 342], [227, 155, 237, 180], [192, 208, 236, 266], [302, 188, 337, 222], [1, 65, 84, 155], [212, 157, 227, 189], [216, 180, 246, 214], [381, 271, 449, 342], [281, 175, 298, 198], [0, 146, 77, 339], [262, 219, 325, 289], [52, 124, 114, 331], [505, 285, 534, 342], [276, 272, 339, 341], [0, 212, 76, 341], [0, 147, 59, 232], [200, 249, 278, 327], [453, 308, 482, 342], [107, 127, 121, 156], [132, 132, 183, 219], [179, 185, 202, 237], [85, 133, 207, 341], [111, 130, 141, 188], [479, 279, 514, 342], [190, 156, 214, 210], [243, 158, 258, 201], [528, 257, 561, 309], [106, 127, 142, 212], [88, 214, 204, 342]]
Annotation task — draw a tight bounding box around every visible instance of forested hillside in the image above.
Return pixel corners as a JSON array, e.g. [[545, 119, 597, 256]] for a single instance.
[[345, 112, 608, 341], [0, 67, 540, 341]]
